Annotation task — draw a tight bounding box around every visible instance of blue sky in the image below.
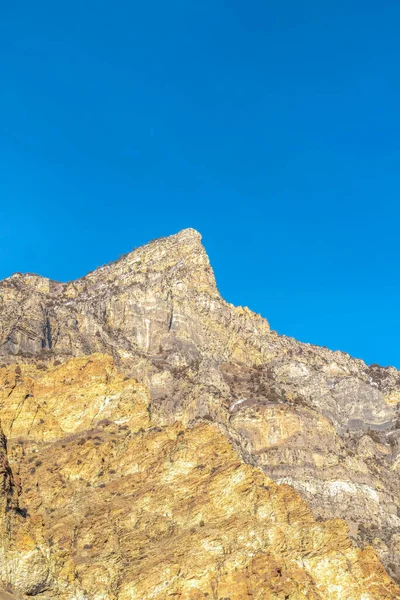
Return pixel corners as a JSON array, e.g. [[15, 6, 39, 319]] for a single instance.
[[1, 1, 399, 367]]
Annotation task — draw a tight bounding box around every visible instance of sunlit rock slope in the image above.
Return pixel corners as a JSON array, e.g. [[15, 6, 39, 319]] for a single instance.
[[0, 229, 399, 597]]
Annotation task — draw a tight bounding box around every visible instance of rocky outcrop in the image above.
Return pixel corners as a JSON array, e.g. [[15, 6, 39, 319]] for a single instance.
[[0, 228, 399, 594], [0, 355, 397, 599], [0, 416, 45, 598], [0, 229, 269, 366]]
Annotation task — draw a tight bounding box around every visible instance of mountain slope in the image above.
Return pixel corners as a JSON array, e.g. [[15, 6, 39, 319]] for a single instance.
[[0, 354, 397, 599], [0, 229, 399, 596]]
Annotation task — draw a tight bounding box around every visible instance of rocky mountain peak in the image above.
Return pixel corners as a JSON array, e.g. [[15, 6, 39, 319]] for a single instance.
[[0, 230, 400, 597], [168, 226, 203, 244], [0, 229, 221, 358], [63, 227, 218, 299]]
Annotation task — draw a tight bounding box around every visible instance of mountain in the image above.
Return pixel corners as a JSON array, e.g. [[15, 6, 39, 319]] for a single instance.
[[0, 228, 399, 599]]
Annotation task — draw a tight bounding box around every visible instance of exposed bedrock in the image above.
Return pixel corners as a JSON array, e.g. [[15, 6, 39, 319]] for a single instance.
[[0, 228, 399, 592]]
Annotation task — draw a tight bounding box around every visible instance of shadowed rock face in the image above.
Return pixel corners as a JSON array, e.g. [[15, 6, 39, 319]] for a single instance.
[[0, 228, 399, 596]]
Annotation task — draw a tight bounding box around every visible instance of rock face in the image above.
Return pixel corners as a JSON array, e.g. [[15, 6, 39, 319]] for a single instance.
[[0, 228, 399, 598], [0, 354, 397, 599]]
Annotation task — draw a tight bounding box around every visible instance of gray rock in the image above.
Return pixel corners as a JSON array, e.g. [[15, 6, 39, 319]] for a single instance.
[[1, 228, 399, 582]]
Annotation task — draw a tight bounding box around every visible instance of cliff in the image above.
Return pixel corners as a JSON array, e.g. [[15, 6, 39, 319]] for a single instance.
[[0, 229, 399, 598]]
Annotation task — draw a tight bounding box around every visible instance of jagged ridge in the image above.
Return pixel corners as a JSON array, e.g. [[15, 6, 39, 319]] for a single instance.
[[0, 228, 399, 594]]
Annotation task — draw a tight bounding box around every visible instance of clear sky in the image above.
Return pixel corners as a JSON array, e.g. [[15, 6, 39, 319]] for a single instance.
[[1, 1, 399, 368]]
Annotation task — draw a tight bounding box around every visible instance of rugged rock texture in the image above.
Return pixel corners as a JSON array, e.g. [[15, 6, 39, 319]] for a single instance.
[[0, 355, 398, 599], [0, 228, 399, 597]]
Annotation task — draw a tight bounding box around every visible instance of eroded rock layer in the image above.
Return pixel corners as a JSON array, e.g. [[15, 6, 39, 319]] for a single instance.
[[0, 229, 400, 597], [0, 355, 398, 599]]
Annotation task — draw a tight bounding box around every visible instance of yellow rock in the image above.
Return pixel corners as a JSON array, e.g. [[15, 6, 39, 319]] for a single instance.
[[0, 355, 397, 599]]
